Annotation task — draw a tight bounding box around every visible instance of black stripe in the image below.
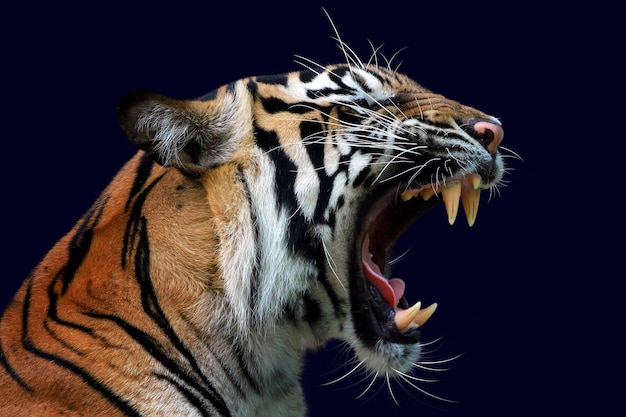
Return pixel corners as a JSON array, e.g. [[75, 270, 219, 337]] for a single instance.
[[259, 96, 318, 115], [302, 292, 322, 326], [121, 173, 164, 268], [58, 195, 109, 294], [255, 73, 289, 86], [198, 88, 218, 102], [154, 372, 222, 417], [299, 69, 317, 84], [20, 280, 141, 417], [42, 317, 92, 355], [0, 273, 34, 393], [0, 344, 33, 393], [126, 153, 154, 212], [132, 216, 231, 416]]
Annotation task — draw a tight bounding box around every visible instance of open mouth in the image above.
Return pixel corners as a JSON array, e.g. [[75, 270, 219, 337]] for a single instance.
[[352, 173, 484, 345]]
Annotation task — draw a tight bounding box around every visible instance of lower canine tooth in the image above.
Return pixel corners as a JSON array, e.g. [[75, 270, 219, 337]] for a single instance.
[[394, 302, 438, 331], [394, 301, 422, 331], [441, 182, 461, 225]]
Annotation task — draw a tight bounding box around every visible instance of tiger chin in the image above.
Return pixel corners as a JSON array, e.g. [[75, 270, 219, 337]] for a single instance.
[[0, 62, 505, 416]]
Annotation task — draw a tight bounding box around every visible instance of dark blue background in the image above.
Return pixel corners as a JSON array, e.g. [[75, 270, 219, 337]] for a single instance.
[[1, 1, 619, 415]]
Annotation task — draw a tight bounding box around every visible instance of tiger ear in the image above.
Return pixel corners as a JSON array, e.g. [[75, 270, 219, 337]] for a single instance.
[[116, 86, 252, 176]]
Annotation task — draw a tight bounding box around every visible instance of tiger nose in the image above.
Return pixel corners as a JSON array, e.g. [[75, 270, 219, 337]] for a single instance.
[[468, 119, 504, 155]]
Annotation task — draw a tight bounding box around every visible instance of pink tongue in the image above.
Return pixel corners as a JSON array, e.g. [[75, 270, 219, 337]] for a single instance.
[[361, 235, 406, 307]]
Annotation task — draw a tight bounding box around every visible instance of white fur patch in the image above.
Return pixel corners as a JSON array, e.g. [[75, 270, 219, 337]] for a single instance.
[[348, 151, 372, 184], [323, 138, 340, 177]]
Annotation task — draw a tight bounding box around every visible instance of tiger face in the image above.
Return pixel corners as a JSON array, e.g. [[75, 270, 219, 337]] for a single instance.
[[119, 64, 504, 382], [0, 61, 506, 416]]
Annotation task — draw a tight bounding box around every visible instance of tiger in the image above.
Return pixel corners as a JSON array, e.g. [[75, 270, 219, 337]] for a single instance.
[[0, 55, 505, 416]]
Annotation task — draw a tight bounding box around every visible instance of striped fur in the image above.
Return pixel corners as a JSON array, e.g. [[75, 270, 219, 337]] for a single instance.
[[0, 63, 506, 416]]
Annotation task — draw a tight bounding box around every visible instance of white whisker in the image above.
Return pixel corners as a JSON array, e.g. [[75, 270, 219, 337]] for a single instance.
[[323, 8, 364, 71], [393, 369, 438, 384], [385, 372, 400, 406], [411, 353, 464, 373], [373, 145, 429, 185], [499, 145, 523, 161], [392, 369, 457, 404], [320, 360, 366, 386], [293, 55, 327, 75], [387, 46, 409, 71], [321, 239, 345, 291], [389, 247, 411, 266], [366, 39, 384, 68], [379, 157, 440, 185], [355, 370, 380, 400]]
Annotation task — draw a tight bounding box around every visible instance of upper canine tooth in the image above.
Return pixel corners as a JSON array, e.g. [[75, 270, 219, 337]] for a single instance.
[[461, 188, 481, 227], [441, 182, 461, 225]]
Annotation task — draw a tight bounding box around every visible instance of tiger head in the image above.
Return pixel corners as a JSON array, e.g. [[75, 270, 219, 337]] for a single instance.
[[117, 63, 505, 390]]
